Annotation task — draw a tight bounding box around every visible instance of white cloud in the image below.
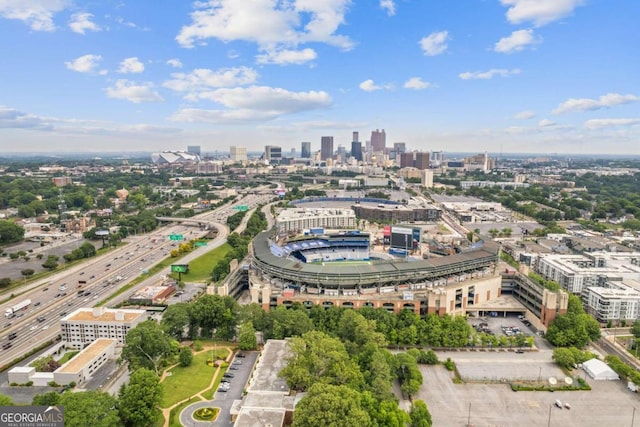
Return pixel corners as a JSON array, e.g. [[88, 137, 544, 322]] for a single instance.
[[584, 118, 640, 130], [163, 67, 259, 98], [256, 48, 317, 65], [176, 0, 353, 52], [114, 16, 148, 30], [167, 59, 183, 68], [169, 86, 332, 123], [359, 79, 393, 92], [380, 0, 396, 16], [553, 93, 640, 114], [500, 0, 585, 27], [0, 0, 68, 31], [494, 29, 540, 53], [459, 68, 521, 80], [105, 80, 163, 103], [65, 54, 103, 73], [419, 31, 449, 56], [69, 12, 101, 34], [514, 110, 536, 119], [118, 57, 145, 74], [403, 77, 431, 90], [195, 86, 331, 111], [538, 118, 555, 127], [0, 105, 52, 130]]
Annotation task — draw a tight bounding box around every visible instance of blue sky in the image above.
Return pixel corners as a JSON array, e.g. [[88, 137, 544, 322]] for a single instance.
[[0, 0, 638, 155]]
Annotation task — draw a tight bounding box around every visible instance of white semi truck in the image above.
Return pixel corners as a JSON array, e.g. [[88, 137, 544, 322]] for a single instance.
[[5, 299, 31, 318]]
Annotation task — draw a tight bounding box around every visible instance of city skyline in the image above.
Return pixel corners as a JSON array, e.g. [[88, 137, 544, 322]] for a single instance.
[[1, 0, 639, 155]]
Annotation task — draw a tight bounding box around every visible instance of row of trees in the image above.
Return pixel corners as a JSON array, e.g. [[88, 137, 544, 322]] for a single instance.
[[212, 209, 267, 282]]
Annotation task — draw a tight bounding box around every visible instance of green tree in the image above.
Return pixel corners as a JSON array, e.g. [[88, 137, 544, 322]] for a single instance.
[[0, 394, 14, 406], [118, 368, 163, 427], [280, 331, 364, 391], [42, 255, 59, 270], [160, 303, 190, 339], [189, 294, 239, 340], [265, 305, 313, 339], [292, 383, 372, 427], [409, 400, 433, 427], [21, 268, 35, 278], [396, 352, 423, 399], [32, 391, 61, 406], [178, 346, 193, 367], [552, 347, 576, 369], [121, 320, 172, 375], [59, 390, 121, 427], [632, 320, 640, 339], [238, 321, 257, 351], [0, 220, 25, 244]]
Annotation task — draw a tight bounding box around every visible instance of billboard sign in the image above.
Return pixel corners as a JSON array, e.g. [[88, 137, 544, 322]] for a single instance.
[[390, 226, 420, 250], [171, 264, 189, 273]]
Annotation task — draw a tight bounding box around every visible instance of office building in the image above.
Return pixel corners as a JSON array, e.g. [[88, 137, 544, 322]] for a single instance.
[[187, 146, 201, 156], [301, 142, 311, 158], [352, 131, 359, 142], [276, 208, 356, 233], [422, 169, 434, 188], [370, 129, 386, 152], [265, 145, 282, 164], [60, 307, 147, 349], [320, 136, 334, 161], [400, 152, 414, 168], [431, 151, 444, 168], [351, 141, 363, 161], [230, 146, 248, 162], [415, 152, 430, 170], [393, 142, 406, 155]]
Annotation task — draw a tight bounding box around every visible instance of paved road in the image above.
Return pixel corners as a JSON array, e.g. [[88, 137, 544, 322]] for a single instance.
[[180, 351, 259, 427]]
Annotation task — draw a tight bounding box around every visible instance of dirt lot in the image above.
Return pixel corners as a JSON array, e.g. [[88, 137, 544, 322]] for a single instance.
[[418, 356, 640, 427]]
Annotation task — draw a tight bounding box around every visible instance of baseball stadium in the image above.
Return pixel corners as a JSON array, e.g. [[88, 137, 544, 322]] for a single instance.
[[250, 224, 503, 315]]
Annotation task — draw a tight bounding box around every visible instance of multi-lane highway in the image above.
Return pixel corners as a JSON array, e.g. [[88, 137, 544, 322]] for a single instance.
[[0, 193, 274, 367]]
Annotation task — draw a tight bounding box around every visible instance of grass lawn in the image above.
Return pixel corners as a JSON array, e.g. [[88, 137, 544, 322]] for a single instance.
[[168, 242, 233, 282], [160, 347, 231, 407], [58, 350, 79, 365]]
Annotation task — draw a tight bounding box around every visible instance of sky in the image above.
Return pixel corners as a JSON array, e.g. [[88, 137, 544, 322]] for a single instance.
[[0, 0, 639, 156]]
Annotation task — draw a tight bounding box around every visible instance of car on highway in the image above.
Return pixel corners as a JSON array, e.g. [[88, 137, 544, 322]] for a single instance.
[[30, 326, 38, 331], [42, 287, 49, 292], [59, 312, 67, 317], [223, 373, 234, 378], [8, 332, 17, 340], [3, 323, 11, 329], [2, 343, 12, 350], [36, 316, 46, 322], [229, 366, 239, 370], [34, 302, 41, 307], [42, 325, 49, 330]]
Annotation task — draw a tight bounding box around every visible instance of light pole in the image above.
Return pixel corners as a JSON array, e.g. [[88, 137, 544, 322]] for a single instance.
[[467, 403, 471, 427], [632, 407, 636, 427], [548, 404, 552, 427]]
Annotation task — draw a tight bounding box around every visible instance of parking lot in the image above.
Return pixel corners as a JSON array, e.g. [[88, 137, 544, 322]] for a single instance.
[[418, 361, 640, 427]]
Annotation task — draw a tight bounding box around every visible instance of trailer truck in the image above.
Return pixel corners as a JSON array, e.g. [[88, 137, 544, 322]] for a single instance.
[[5, 299, 31, 318]]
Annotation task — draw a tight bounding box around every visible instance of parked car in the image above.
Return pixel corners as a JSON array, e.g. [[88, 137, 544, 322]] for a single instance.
[[555, 400, 563, 409]]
